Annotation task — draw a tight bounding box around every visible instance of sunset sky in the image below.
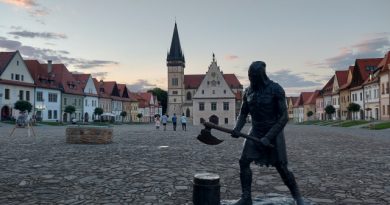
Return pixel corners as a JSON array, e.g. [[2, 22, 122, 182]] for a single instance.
[[1, 0, 389, 95]]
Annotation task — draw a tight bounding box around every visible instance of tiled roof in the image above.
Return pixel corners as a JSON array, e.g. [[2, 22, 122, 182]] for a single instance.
[[322, 75, 335, 96], [24, 60, 59, 90], [339, 66, 354, 90], [184, 74, 242, 89], [117, 83, 130, 101], [350, 58, 382, 88], [0, 79, 35, 87], [301, 92, 314, 105], [47, 64, 84, 95], [73, 73, 98, 97], [306, 90, 320, 105], [288, 96, 299, 105], [293, 94, 303, 108], [0, 51, 16, 75], [377, 51, 390, 71], [335, 70, 349, 88]]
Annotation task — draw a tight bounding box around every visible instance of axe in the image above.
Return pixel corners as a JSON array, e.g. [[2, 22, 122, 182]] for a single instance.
[[197, 121, 274, 148]]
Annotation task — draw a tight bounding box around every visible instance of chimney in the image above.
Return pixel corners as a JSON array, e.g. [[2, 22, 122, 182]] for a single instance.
[[48, 60, 52, 73]]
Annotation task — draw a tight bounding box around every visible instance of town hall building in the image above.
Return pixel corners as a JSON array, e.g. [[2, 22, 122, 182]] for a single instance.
[[166, 23, 243, 125]]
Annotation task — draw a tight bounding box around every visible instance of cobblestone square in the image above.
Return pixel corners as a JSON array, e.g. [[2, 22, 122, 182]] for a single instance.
[[0, 123, 389, 204]]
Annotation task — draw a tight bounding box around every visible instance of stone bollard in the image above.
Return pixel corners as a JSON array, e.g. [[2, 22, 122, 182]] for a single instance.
[[193, 173, 220, 205]]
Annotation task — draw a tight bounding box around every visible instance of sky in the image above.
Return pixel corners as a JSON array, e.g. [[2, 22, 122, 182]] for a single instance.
[[0, 0, 389, 96]]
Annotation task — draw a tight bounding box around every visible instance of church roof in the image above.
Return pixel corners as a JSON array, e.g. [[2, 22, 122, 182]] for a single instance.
[[167, 22, 185, 64], [184, 74, 242, 89]]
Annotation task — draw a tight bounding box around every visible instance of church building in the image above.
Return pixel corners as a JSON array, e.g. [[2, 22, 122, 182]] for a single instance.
[[166, 23, 243, 125]]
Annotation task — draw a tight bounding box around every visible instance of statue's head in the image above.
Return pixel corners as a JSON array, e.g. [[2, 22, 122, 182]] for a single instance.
[[248, 61, 269, 89]]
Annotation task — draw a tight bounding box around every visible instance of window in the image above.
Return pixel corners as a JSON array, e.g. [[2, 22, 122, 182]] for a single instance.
[[16, 60, 19, 66], [199, 102, 204, 111], [73, 99, 77, 106], [224, 90, 226, 94], [212, 90, 215, 94], [26, 91, 30, 101], [85, 99, 88, 106], [223, 102, 229, 111], [173, 98, 176, 102], [54, 110, 58, 119], [19, 90, 24, 100], [225, 118, 228, 124], [360, 93, 362, 101], [5, 89, 10, 100], [387, 83, 390, 94], [15, 74, 20, 80], [211, 102, 217, 111], [21, 75, 24, 81], [64, 98, 67, 105], [382, 84, 385, 94], [79, 99, 82, 106], [202, 90, 204, 94], [172, 91, 178, 95], [186, 92, 192, 100], [37, 92, 43, 101], [388, 105, 390, 115], [11, 73, 14, 80], [48, 93, 57, 102], [172, 78, 178, 86], [48, 110, 52, 119], [383, 105, 385, 115]]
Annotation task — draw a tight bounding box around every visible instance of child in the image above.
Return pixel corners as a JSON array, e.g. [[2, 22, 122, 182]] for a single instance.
[[155, 116, 160, 129]]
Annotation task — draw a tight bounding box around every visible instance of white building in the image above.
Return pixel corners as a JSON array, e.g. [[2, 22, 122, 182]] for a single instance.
[[73, 74, 99, 122], [378, 52, 390, 120], [363, 74, 380, 120], [0, 51, 35, 120], [25, 60, 61, 121]]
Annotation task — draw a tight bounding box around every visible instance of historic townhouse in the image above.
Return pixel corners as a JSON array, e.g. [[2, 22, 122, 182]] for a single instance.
[[293, 94, 304, 123], [321, 76, 334, 120], [48, 64, 84, 122], [378, 51, 390, 120], [331, 70, 348, 120], [349, 58, 382, 120], [136, 92, 160, 122], [301, 91, 317, 121], [166, 23, 243, 125], [0, 51, 35, 120], [315, 93, 324, 120], [287, 97, 299, 121], [363, 71, 380, 120], [93, 78, 112, 119], [25, 60, 61, 122], [128, 92, 140, 122], [117, 83, 132, 122], [339, 66, 354, 120], [73, 74, 98, 122]]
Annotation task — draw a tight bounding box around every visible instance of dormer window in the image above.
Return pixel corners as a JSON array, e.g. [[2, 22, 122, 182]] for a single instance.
[[100, 88, 105, 93]]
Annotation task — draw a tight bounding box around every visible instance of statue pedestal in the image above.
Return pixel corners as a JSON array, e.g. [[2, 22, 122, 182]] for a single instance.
[[221, 193, 316, 205]]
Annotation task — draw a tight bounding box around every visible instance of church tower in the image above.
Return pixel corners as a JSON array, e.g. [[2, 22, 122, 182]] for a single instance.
[[167, 22, 185, 117]]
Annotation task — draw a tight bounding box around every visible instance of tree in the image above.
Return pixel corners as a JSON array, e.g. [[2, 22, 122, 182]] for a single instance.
[[14, 100, 32, 113], [120, 111, 127, 123], [307, 111, 313, 119], [64, 105, 76, 118], [137, 113, 143, 122], [94, 107, 103, 121], [147, 88, 167, 114], [325, 105, 335, 120], [347, 103, 361, 120]]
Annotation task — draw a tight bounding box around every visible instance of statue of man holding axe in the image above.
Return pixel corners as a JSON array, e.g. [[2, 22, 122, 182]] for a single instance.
[[231, 61, 304, 205]]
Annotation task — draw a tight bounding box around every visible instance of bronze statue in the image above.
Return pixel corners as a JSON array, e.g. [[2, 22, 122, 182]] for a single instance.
[[231, 61, 304, 205]]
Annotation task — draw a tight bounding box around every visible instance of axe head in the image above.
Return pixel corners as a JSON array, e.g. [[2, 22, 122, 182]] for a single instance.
[[197, 123, 223, 145]]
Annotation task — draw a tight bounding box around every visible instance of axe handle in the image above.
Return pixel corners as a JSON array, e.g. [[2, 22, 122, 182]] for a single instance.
[[203, 122, 273, 147]]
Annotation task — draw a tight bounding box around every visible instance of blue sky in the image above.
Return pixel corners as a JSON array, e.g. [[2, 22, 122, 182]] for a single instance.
[[0, 0, 389, 95]]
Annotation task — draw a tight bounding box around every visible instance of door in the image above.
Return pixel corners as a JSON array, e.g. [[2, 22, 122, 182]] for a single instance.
[[209, 115, 219, 125], [84, 112, 89, 122], [1, 106, 10, 121]]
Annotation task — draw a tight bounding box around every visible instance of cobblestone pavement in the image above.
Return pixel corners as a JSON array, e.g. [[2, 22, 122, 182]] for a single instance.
[[0, 123, 389, 204]]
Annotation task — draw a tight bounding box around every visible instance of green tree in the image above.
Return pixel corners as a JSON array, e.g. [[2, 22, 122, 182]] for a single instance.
[[325, 105, 335, 120], [347, 103, 361, 120], [147, 88, 167, 114], [137, 113, 143, 122], [64, 105, 76, 118], [94, 107, 103, 121], [14, 100, 32, 113], [307, 111, 314, 119], [120, 111, 127, 122]]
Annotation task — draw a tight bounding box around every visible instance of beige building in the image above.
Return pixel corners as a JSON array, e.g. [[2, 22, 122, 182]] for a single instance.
[[339, 66, 354, 120], [378, 52, 390, 120]]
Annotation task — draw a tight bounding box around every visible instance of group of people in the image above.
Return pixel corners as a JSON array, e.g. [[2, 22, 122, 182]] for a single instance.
[[154, 113, 187, 131]]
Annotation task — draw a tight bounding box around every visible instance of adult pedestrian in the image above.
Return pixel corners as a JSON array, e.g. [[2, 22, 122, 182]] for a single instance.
[[161, 114, 168, 131], [180, 113, 187, 131], [172, 113, 177, 131]]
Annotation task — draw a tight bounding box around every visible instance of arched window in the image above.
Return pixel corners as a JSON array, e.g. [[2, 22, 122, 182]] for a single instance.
[[186, 108, 190, 117], [186, 92, 192, 101]]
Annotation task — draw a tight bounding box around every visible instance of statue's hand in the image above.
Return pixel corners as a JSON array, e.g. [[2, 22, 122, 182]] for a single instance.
[[260, 137, 271, 147], [231, 129, 240, 138]]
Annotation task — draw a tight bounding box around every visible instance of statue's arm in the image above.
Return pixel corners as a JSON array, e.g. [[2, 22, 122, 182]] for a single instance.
[[264, 85, 288, 141], [233, 90, 249, 132]]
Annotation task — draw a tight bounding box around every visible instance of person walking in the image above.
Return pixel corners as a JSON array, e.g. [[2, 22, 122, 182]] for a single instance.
[[155, 116, 160, 129], [161, 114, 168, 131], [172, 113, 177, 131], [180, 113, 187, 131]]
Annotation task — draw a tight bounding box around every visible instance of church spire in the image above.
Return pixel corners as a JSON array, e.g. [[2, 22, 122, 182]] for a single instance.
[[167, 22, 185, 67]]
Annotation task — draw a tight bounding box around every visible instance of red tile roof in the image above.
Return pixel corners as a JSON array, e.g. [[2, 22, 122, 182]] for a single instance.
[[117, 83, 130, 101], [301, 92, 314, 105], [0, 51, 16, 75], [378, 51, 390, 71], [306, 90, 320, 105], [339, 66, 354, 90], [288, 97, 299, 105], [184, 74, 242, 89], [73, 73, 98, 97], [322, 75, 335, 96], [335, 70, 349, 88], [24, 60, 59, 90], [350, 58, 382, 88], [47, 64, 84, 95]]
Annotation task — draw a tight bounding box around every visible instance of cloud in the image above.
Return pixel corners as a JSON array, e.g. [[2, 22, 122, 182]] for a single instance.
[[8, 30, 67, 40], [90, 72, 108, 80], [1, 0, 37, 8], [1, 0, 49, 21], [0, 36, 119, 69], [309, 33, 390, 70], [268, 69, 323, 88], [225, 55, 239, 60], [127, 79, 157, 92]]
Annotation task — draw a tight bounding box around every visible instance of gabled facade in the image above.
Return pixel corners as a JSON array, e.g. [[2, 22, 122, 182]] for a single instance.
[[339, 66, 354, 120], [94, 78, 112, 118], [25, 60, 61, 122], [192, 57, 236, 125], [331, 70, 348, 120], [363, 70, 380, 120], [0, 51, 35, 120], [378, 51, 390, 120], [287, 97, 299, 121], [321, 76, 334, 120], [117, 83, 132, 122], [293, 94, 304, 123], [73, 74, 98, 122]]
